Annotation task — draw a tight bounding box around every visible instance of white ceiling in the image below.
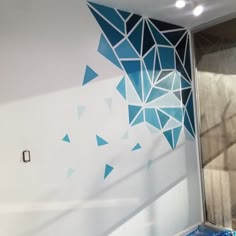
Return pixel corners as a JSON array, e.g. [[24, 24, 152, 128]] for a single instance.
[[92, 0, 236, 29]]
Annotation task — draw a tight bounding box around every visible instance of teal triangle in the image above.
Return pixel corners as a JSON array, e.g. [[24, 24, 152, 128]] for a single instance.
[[104, 164, 114, 179], [98, 34, 122, 69], [154, 51, 161, 81], [121, 131, 129, 140], [145, 108, 160, 129], [116, 76, 126, 99], [118, 9, 131, 20], [156, 73, 174, 90], [132, 110, 144, 126], [148, 21, 171, 46], [62, 134, 70, 143], [96, 135, 109, 146], [158, 47, 175, 69], [132, 143, 141, 151], [163, 130, 174, 149], [144, 47, 155, 80], [181, 76, 191, 89], [77, 106, 86, 120], [142, 63, 152, 101], [157, 109, 170, 128], [173, 126, 182, 148], [83, 66, 98, 86], [173, 73, 181, 90], [105, 97, 112, 112], [186, 94, 195, 133], [147, 88, 168, 103], [160, 108, 183, 123], [184, 112, 195, 137], [128, 21, 143, 54], [174, 90, 181, 100], [115, 40, 139, 58], [128, 105, 142, 124], [66, 168, 75, 178]]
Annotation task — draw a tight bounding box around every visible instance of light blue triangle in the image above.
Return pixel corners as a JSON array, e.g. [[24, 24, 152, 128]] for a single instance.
[[118, 9, 131, 20], [105, 97, 112, 112], [121, 131, 129, 140], [173, 73, 181, 90], [145, 108, 160, 129], [98, 34, 122, 69], [144, 47, 155, 80], [132, 143, 141, 151], [104, 164, 114, 179], [157, 110, 170, 128], [156, 73, 174, 90], [83, 66, 98, 86], [128, 105, 142, 124], [66, 168, 75, 178], [173, 126, 182, 148], [153, 51, 161, 81], [128, 21, 143, 54], [160, 108, 183, 123], [62, 134, 70, 143], [77, 106, 86, 120], [163, 130, 174, 149], [147, 88, 168, 103], [142, 63, 152, 101], [132, 110, 144, 126], [115, 40, 139, 58], [96, 135, 109, 146], [116, 77, 126, 99]]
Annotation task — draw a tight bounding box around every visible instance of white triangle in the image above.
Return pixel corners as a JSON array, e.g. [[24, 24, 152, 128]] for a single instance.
[[105, 97, 112, 112], [163, 118, 181, 131], [77, 106, 86, 120]]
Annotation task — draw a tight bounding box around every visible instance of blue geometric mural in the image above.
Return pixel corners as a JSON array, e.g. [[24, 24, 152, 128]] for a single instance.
[[87, 2, 195, 149], [96, 135, 109, 146], [104, 164, 114, 179]]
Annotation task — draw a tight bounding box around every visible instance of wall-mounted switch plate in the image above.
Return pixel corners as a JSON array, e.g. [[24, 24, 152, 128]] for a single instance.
[[22, 150, 31, 163]]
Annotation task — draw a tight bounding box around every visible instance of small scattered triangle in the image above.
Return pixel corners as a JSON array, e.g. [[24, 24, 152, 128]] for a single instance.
[[96, 135, 109, 146], [83, 65, 98, 86], [105, 97, 112, 112], [173, 126, 182, 148], [128, 105, 142, 124], [66, 168, 75, 178], [132, 143, 142, 151], [163, 129, 174, 149], [62, 134, 70, 143], [77, 106, 86, 120], [104, 164, 114, 179], [118, 9, 131, 20], [116, 76, 126, 99], [121, 131, 129, 140]]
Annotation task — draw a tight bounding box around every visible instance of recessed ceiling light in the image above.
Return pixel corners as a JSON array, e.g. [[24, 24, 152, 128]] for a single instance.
[[175, 0, 186, 9], [193, 5, 203, 16]]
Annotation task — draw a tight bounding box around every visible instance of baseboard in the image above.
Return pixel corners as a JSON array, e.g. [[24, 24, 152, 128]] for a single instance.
[[174, 222, 202, 236]]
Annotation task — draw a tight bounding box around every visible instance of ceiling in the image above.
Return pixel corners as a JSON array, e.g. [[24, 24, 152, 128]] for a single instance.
[[92, 0, 236, 29]]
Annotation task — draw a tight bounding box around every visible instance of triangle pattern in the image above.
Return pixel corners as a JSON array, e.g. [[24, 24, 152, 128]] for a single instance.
[[116, 76, 126, 99], [181, 88, 191, 105], [132, 110, 144, 125], [184, 111, 195, 137], [126, 14, 142, 34], [174, 90, 182, 101], [184, 37, 192, 79], [157, 109, 170, 128], [158, 47, 175, 69], [128, 105, 142, 124], [142, 63, 152, 101], [173, 72, 181, 90], [118, 9, 131, 20], [115, 39, 139, 58], [186, 93, 195, 133], [148, 93, 181, 108], [98, 34, 122, 69], [176, 33, 187, 63], [156, 73, 174, 90], [96, 135, 109, 146], [164, 30, 186, 46], [62, 134, 70, 143], [181, 76, 191, 89], [173, 126, 182, 148], [149, 18, 183, 31], [129, 21, 143, 54], [153, 50, 161, 81], [163, 129, 174, 149], [142, 21, 155, 56], [147, 87, 168, 103], [132, 143, 142, 151], [164, 118, 181, 130], [160, 107, 183, 123], [144, 47, 155, 81], [145, 108, 160, 129], [176, 53, 190, 81], [104, 164, 114, 179], [83, 66, 98, 86], [155, 70, 172, 83]]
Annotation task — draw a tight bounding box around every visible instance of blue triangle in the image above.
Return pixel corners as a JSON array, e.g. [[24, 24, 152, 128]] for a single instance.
[[88, 2, 125, 33], [181, 76, 191, 89], [83, 66, 98, 86], [160, 108, 183, 123], [148, 21, 171, 46], [158, 47, 175, 69], [132, 143, 141, 151], [157, 109, 170, 128], [88, 6, 123, 46], [144, 47, 155, 80], [186, 93, 195, 133], [115, 39, 139, 58], [173, 126, 182, 148], [105, 97, 112, 112], [98, 34, 122, 69], [132, 110, 144, 126], [118, 10, 131, 20], [173, 73, 181, 90], [122, 60, 143, 101], [96, 135, 109, 146], [62, 134, 70, 143], [163, 130, 174, 149], [116, 76, 126, 99], [184, 111, 195, 137], [154, 51, 161, 80], [66, 168, 75, 178], [104, 164, 114, 179], [156, 73, 174, 90], [145, 108, 160, 129], [77, 106, 86, 120], [128, 21, 143, 54], [142, 63, 152, 101], [147, 87, 168, 103], [128, 105, 142, 124]]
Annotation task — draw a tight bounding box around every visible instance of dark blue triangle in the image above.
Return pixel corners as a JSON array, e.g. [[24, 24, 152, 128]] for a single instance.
[[115, 39, 139, 58], [154, 51, 161, 80], [156, 73, 174, 90], [83, 66, 98, 85], [176, 33, 187, 63], [176, 52, 190, 81], [118, 9, 131, 20], [147, 88, 168, 103], [149, 18, 183, 31], [96, 135, 109, 146], [128, 21, 143, 55], [163, 130, 174, 149], [116, 76, 126, 99], [128, 105, 142, 124], [184, 111, 195, 137], [126, 14, 142, 34], [145, 108, 160, 129], [132, 110, 144, 126], [144, 47, 155, 80], [173, 126, 182, 148], [98, 34, 122, 69], [148, 21, 171, 46], [186, 93, 195, 133], [62, 134, 70, 143], [121, 60, 143, 101], [104, 164, 114, 179], [157, 109, 170, 128], [181, 76, 191, 89], [132, 143, 141, 151], [158, 47, 175, 69], [142, 22, 155, 56], [164, 30, 186, 46], [88, 6, 123, 46], [160, 108, 183, 123], [181, 88, 191, 105], [184, 37, 192, 79], [89, 2, 125, 33]]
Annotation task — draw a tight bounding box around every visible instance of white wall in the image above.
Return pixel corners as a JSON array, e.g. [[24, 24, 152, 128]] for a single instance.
[[0, 0, 203, 235]]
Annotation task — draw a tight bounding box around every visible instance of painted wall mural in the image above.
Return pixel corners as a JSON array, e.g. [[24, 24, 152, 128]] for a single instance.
[[85, 2, 195, 148]]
